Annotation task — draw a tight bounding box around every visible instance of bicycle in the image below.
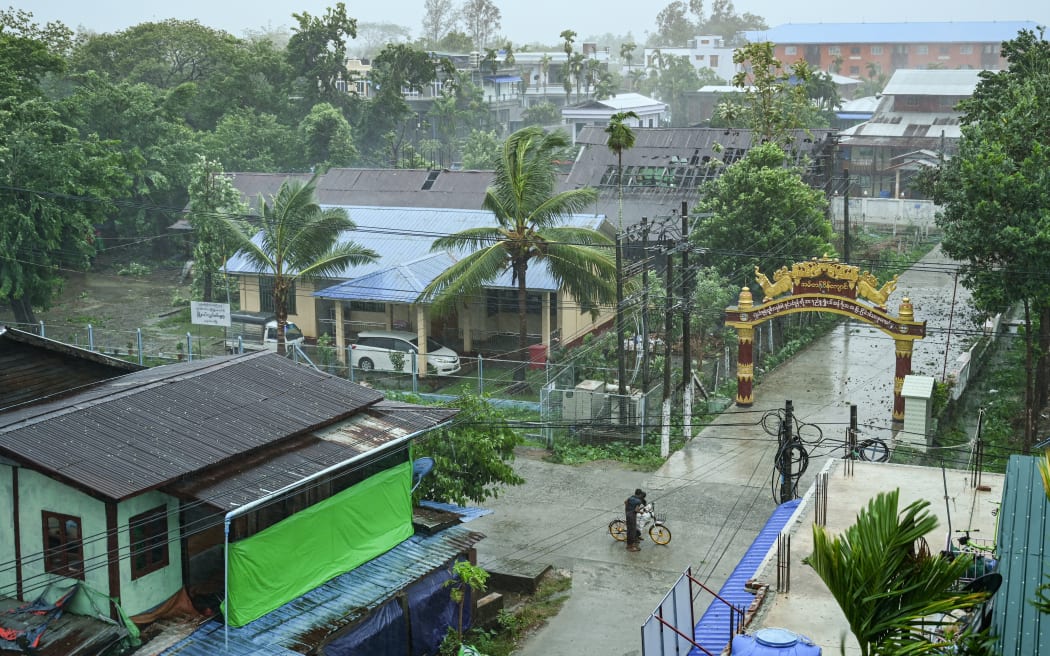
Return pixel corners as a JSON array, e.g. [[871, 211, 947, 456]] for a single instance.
[[609, 502, 672, 545]]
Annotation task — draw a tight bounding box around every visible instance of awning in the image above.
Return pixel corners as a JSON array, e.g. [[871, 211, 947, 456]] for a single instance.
[[485, 75, 522, 83]]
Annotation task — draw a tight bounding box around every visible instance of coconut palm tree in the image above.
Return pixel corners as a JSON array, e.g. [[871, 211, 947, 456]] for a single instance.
[[225, 177, 378, 354], [605, 111, 639, 232], [808, 490, 992, 656], [420, 126, 616, 382]]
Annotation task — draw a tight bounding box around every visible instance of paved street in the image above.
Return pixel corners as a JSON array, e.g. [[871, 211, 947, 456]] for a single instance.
[[468, 246, 977, 655]]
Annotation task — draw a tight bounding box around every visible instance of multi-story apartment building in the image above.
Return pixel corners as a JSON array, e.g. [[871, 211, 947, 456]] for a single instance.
[[743, 21, 1039, 78], [641, 35, 739, 83]]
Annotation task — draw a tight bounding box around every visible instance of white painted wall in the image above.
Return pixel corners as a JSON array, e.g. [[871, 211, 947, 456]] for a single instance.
[[0, 464, 13, 595], [117, 491, 183, 615]]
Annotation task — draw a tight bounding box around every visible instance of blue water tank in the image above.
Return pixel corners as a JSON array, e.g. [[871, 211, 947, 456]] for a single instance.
[[731, 628, 821, 655]]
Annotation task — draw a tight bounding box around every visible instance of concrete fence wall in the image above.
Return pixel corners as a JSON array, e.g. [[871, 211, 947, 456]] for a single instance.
[[830, 197, 939, 234]]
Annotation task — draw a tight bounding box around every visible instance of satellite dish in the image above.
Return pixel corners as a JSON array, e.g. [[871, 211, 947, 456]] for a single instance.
[[411, 457, 435, 493]]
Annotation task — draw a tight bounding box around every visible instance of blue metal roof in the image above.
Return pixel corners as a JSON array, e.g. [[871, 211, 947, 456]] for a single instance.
[[418, 500, 494, 523], [485, 75, 522, 83], [990, 455, 1050, 656], [161, 525, 485, 656], [744, 21, 1040, 45], [316, 252, 456, 302], [226, 205, 606, 282]]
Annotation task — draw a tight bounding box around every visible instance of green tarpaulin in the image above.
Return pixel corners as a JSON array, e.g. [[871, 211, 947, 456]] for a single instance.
[[225, 461, 413, 627]]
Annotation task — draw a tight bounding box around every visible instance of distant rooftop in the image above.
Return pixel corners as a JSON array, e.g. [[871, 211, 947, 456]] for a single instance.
[[744, 21, 1040, 44], [882, 69, 983, 96]]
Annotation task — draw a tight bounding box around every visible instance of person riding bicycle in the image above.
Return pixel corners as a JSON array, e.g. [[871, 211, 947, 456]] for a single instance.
[[625, 489, 647, 552]]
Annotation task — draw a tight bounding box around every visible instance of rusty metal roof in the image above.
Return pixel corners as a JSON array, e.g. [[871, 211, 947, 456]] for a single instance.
[[161, 524, 485, 656], [0, 353, 388, 501], [563, 127, 835, 226], [168, 401, 457, 510], [0, 325, 143, 412]]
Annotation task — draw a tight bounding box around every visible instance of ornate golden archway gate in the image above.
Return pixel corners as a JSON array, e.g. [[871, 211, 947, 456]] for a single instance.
[[724, 256, 926, 422]]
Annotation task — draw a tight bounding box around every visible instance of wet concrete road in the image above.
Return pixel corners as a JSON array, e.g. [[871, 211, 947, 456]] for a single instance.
[[469, 246, 975, 656]]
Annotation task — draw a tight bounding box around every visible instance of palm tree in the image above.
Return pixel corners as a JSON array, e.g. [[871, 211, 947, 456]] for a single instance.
[[605, 111, 639, 233], [420, 127, 616, 382], [225, 177, 378, 354], [808, 490, 992, 656]]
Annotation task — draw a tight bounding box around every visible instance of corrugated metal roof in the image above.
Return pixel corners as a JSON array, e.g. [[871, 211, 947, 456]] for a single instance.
[[161, 525, 485, 656], [418, 500, 494, 522], [0, 353, 386, 500], [744, 21, 1040, 45], [882, 69, 983, 96], [226, 205, 606, 280], [991, 455, 1050, 656], [316, 252, 457, 302], [0, 326, 144, 412], [167, 402, 457, 510]]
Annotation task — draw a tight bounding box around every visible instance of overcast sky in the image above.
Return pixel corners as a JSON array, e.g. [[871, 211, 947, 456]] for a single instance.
[[21, 0, 1048, 47]]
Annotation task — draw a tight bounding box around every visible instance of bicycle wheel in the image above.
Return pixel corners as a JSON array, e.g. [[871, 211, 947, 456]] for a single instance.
[[609, 519, 627, 542], [649, 524, 672, 545]]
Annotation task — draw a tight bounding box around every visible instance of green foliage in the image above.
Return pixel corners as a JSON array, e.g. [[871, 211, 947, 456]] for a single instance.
[[521, 101, 560, 127], [413, 394, 525, 504], [932, 27, 1050, 451], [286, 2, 357, 108], [549, 438, 681, 471], [186, 156, 248, 302], [116, 262, 151, 277], [201, 109, 298, 172], [694, 143, 832, 285], [443, 560, 490, 644], [459, 129, 501, 170], [298, 102, 357, 171], [388, 350, 406, 372], [809, 490, 992, 656], [722, 41, 827, 140]]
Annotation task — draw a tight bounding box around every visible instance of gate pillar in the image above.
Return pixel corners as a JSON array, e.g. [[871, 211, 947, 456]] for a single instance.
[[734, 287, 755, 407], [892, 297, 917, 422]]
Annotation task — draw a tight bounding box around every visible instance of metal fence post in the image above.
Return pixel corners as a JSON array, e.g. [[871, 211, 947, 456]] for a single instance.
[[478, 354, 484, 395], [411, 352, 418, 394], [186, 333, 193, 362], [88, 324, 95, 351], [39, 321, 45, 337], [137, 329, 144, 366], [347, 346, 354, 382]]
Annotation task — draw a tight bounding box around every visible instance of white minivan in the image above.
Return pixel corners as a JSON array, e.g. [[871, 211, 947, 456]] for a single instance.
[[351, 330, 461, 376]]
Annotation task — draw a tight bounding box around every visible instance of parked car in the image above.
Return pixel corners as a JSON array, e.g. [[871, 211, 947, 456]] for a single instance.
[[351, 330, 461, 376], [224, 311, 305, 354]]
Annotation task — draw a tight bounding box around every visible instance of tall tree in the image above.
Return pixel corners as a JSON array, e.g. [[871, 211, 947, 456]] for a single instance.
[[653, 1, 696, 46], [702, 0, 767, 43], [932, 28, 1050, 453], [650, 54, 700, 126], [298, 102, 357, 171], [605, 111, 639, 231], [809, 490, 990, 656], [462, 0, 501, 51], [693, 143, 831, 284], [186, 156, 248, 303], [726, 40, 820, 144], [0, 18, 131, 323], [421, 0, 459, 48], [420, 127, 616, 381], [286, 2, 358, 108], [223, 177, 378, 354]]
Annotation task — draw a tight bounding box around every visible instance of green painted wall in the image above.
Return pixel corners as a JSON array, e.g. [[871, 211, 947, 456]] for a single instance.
[[0, 464, 14, 595], [15, 471, 182, 615], [18, 469, 109, 600], [117, 491, 182, 615]]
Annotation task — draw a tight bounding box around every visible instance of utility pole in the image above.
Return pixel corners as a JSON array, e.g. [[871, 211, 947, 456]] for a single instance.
[[681, 202, 693, 441], [616, 230, 627, 399], [641, 218, 651, 397], [779, 400, 794, 503], [843, 168, 851, 263], [661, 248, 674, 458]]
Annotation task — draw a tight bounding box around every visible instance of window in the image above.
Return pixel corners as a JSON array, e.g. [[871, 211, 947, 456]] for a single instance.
[[870, 46, 883, 55], [850, 46, 861, 55], [828, 46, 841, 55], [259, 277, 296, 315], [43, 512, 84, 579], [939, 46, 950, 55], [130, 507, 169, 579], [959, 45, 973, 55], [784, 46, 797, 55], [849, 65, 860, 76], [349, 301, 385, 313], [709, 55, 719, 67], [916, 45, 929, 55]]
